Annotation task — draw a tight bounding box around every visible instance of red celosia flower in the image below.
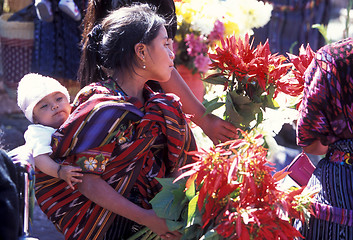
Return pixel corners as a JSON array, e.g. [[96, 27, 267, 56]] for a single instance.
[[175, 129, 312, 239], [209, 34, 291, 98], [208, 34, 255, 80]]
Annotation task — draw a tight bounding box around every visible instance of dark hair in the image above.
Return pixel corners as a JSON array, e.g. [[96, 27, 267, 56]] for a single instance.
[[78, 3, 166, 86], [78, 0, 177, 87], [81, 0, 177, 46]]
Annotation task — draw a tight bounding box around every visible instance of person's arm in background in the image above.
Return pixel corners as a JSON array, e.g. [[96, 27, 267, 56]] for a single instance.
[[160, 68, 237, 144]]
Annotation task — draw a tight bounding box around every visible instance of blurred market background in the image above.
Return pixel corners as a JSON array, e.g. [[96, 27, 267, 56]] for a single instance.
[[0, 0, 352, 239]]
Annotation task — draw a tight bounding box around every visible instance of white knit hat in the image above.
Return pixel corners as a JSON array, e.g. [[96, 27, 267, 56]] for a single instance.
[[17, 73, 70, 123]]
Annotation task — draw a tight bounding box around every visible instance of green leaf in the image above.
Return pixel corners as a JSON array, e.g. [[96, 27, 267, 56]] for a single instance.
[[166, 219, 184, 231], [256, 110, 263, 127], [182, 224, 203, 240], [312, 24, 330, 44], [203, 73, 229, 85], [185, 179, 196, 200], [225, 91, 264, 129], [171, 180, 188, 213], [203, 97, 219, 109], [155, 177, 178, 189], [150, 178, 185, 221], [261, 84, 278, 109], [187, 195, 199, 227], [204, 101, 225, 116], [200, 229, 221, 240], [225, 93, 243, 128]]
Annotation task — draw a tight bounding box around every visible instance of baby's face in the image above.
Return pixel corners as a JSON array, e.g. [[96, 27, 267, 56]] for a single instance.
[[33, 92, 71, 129]]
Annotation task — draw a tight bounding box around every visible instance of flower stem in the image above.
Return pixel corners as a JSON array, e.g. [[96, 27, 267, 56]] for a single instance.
[[126, 227, 150, 240], [231, 73, 236, 92]]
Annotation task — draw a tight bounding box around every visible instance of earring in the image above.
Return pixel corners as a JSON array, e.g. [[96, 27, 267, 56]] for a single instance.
[[142, 55, 146, 69]]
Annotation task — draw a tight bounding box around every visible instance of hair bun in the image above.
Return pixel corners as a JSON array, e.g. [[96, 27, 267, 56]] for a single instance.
[[88, 24, 104, 52]]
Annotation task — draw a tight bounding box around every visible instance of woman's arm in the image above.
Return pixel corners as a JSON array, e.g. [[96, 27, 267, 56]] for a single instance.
[[160, 68, 237, 144], [302, 140, 328, 155], [77, 174, 181, 239]]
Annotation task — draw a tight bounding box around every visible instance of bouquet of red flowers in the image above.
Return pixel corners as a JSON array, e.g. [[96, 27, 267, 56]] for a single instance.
[[129, 129, 315, 240], [202, 33, 318, 130]]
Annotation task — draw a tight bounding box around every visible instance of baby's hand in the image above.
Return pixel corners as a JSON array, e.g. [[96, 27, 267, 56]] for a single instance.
[[58, 165, 83, 190]]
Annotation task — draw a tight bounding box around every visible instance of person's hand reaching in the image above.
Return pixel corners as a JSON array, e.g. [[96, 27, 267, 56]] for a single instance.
[[197, 113, 238, 145], [143, 209, 181, 240]]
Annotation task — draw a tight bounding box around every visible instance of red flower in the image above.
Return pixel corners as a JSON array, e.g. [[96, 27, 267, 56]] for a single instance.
[[276, 44, 315, 98], [175, 129, 311, 239], [208, 34, 255, 80], [208, 33, 291, 105]]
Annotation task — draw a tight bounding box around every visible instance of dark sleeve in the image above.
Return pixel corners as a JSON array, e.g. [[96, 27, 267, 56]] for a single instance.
[[0, 150, 20, 240]]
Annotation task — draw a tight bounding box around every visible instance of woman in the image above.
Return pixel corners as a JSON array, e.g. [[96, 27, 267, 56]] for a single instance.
[[35, 4, 196, 239], [295, 38, 353, 239], [79, 0, 238, 145]]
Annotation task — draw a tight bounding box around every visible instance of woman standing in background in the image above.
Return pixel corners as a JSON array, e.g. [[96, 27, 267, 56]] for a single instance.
[[295, 38, 353, 239]]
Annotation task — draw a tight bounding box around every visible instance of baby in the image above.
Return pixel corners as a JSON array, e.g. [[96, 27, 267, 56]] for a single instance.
[[17, 73, 82, 189]]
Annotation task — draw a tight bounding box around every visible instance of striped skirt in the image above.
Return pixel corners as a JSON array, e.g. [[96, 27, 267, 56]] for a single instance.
[[295, 140, 353, 239]]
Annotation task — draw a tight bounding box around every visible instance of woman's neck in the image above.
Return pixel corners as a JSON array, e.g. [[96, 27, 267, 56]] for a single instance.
[[114, 72, 146, 103]]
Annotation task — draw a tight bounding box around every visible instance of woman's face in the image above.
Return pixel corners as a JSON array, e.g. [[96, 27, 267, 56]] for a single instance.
[[144, 26, 175, 82]]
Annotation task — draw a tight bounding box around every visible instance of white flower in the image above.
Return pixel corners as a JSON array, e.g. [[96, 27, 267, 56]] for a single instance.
[[222, 0, 273, 35]]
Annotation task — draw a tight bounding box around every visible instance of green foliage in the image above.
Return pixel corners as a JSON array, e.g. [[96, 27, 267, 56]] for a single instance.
[[312, 24, 330, 44], [149, 178, 221, 240], [150, 178, 187, 221]]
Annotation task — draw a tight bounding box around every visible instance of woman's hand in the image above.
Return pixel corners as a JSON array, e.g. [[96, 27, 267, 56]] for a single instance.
[[143, 209, 181, 240], [196, 113, 238, 145]]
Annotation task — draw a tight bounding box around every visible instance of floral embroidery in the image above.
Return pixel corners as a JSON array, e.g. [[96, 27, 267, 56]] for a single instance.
[[344, 153, 353, 165], [330, 151, 353, 165], [101, 158, 109, 171], [76, 154, 110, 172], [85, 157, 98, 171]]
